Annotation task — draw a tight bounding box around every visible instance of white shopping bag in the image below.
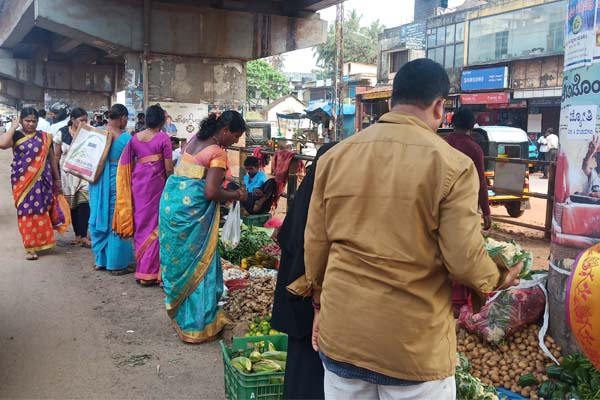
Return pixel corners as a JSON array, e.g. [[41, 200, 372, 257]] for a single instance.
[[221, 201, 241, 250]]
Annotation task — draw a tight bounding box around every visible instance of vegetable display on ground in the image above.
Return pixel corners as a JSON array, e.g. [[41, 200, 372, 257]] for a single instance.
[[457, 325, 564, 399]]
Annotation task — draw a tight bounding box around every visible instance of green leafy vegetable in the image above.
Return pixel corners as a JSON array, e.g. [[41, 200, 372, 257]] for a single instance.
[[219, 225, 272, 265]]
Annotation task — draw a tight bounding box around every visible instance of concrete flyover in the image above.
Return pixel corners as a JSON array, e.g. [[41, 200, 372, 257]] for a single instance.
[[0, 0, 334, 112]]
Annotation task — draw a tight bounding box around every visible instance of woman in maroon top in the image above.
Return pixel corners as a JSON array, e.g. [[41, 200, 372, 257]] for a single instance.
[[446, 108, 491, 314]]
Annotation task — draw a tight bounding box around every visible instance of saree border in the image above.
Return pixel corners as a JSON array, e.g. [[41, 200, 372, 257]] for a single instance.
[[135, 229, 158, 261], [171, 310, 230, 344], [25, 242, 56, 252], [15, 132, 37, 147], [165, 205, 220, 319]]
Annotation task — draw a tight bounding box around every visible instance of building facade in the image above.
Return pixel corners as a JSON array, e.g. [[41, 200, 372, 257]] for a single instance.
[[414, 0, 450, 22], [373, 0, 566, 136], [451, 0, 566, 136]]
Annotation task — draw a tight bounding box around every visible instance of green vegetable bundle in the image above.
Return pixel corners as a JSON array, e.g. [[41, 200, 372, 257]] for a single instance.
[[219, 225, 273, 265], [456, 353, 500, 400], [484, 238, 533, 280], [541, 353, 600, 399]]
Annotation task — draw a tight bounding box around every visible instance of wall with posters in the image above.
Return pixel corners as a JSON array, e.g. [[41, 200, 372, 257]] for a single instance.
[[549, 0, 600, 354], [159, 102, 209, 139]]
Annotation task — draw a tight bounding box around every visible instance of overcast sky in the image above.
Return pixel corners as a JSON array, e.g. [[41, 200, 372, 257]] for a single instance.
[[283, 0, 466, 72]]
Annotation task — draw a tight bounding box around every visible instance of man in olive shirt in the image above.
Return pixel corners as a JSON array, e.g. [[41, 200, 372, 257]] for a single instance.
[[305, 59, 522, 399]]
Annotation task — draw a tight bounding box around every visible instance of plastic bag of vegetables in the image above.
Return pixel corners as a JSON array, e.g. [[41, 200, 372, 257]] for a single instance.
[[458, 285, 546, 345], [484, 238, 533, 279]]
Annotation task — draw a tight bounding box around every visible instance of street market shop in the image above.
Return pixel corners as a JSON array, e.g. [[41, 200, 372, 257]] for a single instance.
[[354, 86, 459, 131], [354, 86, 392, 131], [459, 92, 528, 131], [216, 219, 600, 400]]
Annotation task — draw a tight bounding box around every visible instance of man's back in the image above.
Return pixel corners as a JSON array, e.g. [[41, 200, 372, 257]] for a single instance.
[[305, 112, 500, 381]]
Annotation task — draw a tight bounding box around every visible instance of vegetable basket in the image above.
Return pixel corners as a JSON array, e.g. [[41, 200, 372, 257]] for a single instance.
[[221, 335, 288, 400]]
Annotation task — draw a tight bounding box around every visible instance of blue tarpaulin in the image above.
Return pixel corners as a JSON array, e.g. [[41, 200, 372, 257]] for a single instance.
[[305, 101, 355, 117], [304, 101, 356, 137]]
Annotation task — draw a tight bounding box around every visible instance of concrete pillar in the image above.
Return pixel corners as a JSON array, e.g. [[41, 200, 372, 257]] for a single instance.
[[146, 54, 246, 139]]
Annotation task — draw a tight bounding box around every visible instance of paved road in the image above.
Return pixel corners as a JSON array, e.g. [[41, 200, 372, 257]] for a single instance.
[[0, 150, 224, 399]]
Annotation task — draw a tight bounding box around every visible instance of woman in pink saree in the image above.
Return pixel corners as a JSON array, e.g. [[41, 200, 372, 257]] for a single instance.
[[114, 105, 174, 285]]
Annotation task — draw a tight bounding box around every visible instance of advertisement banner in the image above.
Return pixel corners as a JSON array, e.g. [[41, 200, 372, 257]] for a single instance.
[[567, 104, 598, 139], [553, 63, 600, 259], [460, 92, 509, 105], [159, 102, 209, 139], [595, 0, 600, 63], [461, 67, 508, 91], [564, 0, 597, 70]]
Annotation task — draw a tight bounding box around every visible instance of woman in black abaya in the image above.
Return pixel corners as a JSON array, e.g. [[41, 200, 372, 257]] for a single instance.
[[271, 143, 336, 400]]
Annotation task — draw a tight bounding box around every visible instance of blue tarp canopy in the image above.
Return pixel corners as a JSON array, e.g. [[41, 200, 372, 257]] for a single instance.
[[305, 101, 356, 137], [305, 101, 355, 117]]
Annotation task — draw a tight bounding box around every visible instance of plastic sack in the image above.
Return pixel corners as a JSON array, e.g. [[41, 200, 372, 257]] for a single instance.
[[458, 283, 546, 345], [221, 201, 241, 250], [49, 194, 71, 234]]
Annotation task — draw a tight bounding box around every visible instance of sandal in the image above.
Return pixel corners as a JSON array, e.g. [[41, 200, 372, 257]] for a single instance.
[[71, 239, 82, 246], [94, 265, 106, 271], [80, 239, 92, 248], [138, 279, 159, 287], [110, 268, 133, 276], [26, 252, 38, 261]]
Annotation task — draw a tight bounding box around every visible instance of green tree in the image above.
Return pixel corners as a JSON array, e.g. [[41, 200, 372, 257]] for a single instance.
[[314, 10, 384, 79], [246, 59, 290, 106]]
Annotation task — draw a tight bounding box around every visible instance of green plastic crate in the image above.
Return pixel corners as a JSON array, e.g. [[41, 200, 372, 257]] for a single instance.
[[242, 213, 272, 228], [221, 335, 288, 400]]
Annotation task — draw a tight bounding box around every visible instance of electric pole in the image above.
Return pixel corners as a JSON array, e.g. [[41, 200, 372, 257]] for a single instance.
[[333, 1, 344, 141]]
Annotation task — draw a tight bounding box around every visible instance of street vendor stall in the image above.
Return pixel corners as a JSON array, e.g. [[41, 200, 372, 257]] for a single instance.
[[304, 100, 356, 140], [217, 219, 600, 400], [354, 85, 392, 132]]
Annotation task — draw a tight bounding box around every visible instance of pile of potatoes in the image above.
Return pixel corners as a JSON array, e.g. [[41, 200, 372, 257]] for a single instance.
[[457, 325, 564, 399]]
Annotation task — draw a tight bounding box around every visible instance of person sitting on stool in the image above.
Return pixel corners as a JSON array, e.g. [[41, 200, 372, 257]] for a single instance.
[[228, 156, 276, 215]]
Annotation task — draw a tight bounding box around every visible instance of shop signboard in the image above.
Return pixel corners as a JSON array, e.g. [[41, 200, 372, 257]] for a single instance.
[[461, 67, 508, 91], [529, 98, 563, 107], [460, 92, 509, 105]]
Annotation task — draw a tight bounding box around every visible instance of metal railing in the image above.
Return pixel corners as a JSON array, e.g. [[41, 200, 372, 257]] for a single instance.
[[226, 146, 555, 239], [485, 156, 556, 239]]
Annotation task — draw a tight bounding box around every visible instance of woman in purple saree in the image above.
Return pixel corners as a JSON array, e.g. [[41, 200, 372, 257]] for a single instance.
[[114, 105, 173, 285]]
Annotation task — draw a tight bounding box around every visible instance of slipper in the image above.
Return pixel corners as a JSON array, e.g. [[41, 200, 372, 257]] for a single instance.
[[94, 265, 106, 271], [138, 279, 159, 287], [110, 268, 133, 276], [80, 240, 92, 248], [70, 240, 81, 246], [26, 253, 38, 261]]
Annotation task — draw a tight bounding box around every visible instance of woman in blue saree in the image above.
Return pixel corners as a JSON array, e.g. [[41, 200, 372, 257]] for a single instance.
[[89, 104, 135, 274], [159, 111, 247, 343]]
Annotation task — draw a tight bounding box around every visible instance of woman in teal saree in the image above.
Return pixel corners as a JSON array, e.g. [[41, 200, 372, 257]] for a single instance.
[[89, 104, 135, 274], [159, 111, 247, 343]]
